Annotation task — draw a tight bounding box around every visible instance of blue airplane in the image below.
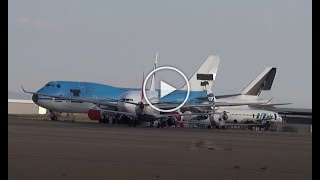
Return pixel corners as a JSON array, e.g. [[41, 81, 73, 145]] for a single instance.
[[23, 55, 222, 125]]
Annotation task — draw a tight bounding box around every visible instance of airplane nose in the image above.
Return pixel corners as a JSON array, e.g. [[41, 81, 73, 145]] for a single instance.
[[32, 94, 38, 103]]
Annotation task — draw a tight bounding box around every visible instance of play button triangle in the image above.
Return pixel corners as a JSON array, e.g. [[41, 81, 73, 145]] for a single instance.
[[160, 81, 177, 98]]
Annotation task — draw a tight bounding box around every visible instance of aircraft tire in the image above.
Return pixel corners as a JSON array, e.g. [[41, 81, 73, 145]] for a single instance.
[[50, 116, 58, 121], [105, 118, 109, 124]]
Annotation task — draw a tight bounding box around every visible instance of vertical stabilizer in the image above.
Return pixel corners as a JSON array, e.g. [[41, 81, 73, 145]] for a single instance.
[[240, 67, 277, 96], [181, 55, 220, 93], [150, 52, 158, 91]]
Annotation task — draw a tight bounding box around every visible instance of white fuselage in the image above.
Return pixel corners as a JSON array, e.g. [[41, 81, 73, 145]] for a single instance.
[[116, 90, 159, 116], [193, 107, 283, 127], [215, 107, 283, 124], [35, 90, 159, 116], [36, 99, 98, 113]]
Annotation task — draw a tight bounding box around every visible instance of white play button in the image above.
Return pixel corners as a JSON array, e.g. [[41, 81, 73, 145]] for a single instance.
[[143, 66, 190, 112], [160, 81, 177, 98]]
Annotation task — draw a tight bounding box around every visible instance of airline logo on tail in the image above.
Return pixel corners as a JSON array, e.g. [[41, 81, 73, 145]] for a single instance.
[[240, 67, 277, 96]]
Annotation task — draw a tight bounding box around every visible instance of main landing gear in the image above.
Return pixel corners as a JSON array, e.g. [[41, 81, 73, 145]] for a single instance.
[[48, 111, 75, 122], [49, 111, 60, 121], [128, 119, 139, 127], [157, 120, 165, 128], [98, 114, 110, 124]]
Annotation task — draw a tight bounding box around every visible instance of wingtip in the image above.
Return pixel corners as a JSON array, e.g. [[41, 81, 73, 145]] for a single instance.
[[20, 85, 25, 92], [267, 97, 274, 103]]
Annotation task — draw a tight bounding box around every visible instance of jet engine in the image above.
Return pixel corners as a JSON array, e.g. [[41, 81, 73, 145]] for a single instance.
[[167, 116, 177, 126], [88, 108, 101, 120], [211, 112, 227, 127], [167, 111, 185, 127]]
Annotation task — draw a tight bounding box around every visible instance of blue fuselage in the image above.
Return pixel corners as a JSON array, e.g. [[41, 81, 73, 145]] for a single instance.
[[34, 81, 206, 113]]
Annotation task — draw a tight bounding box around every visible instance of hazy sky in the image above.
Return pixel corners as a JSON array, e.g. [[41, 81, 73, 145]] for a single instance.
[[8, 0, 311, 108]]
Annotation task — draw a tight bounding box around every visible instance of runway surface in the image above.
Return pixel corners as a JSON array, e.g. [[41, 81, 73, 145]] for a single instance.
[[8, 115, 312, 180]]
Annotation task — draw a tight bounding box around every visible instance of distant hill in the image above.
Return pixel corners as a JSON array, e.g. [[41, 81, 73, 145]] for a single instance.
[[8, 90, 32, 100]]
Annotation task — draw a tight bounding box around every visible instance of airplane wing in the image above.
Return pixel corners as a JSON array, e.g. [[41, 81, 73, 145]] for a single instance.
[[155, 112, 220, 118], [96, 108, 137, 117], [95, 107, 216, 119], [155, 101, 265, 109], [249, 103, 292, 109], [195, 94, 241, 101]]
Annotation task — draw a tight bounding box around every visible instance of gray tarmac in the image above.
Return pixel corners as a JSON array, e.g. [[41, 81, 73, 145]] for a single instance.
[[8, 115, 312, 180]]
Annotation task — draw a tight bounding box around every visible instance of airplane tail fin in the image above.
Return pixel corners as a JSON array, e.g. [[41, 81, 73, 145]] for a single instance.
[[181, 55, 220, 93], [240, 67, 276, 96], [141, 72, 144, 101], [150, 52, 158, 91]]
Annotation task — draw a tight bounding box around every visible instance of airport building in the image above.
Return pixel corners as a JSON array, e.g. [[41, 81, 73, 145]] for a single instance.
[[8, 99, 47, 114]]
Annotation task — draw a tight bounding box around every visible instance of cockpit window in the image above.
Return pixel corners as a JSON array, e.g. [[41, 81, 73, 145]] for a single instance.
[[121, 98, 133, 102], [45, 83, 56, 87]]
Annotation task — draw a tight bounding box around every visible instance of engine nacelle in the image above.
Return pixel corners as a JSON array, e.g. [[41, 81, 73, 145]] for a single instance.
[[167, 117, 176, 126], [211, 111, 227, 127], [88, 109, 101, 120], [167, 111, 185, 127], [170, 111, 183, 122]]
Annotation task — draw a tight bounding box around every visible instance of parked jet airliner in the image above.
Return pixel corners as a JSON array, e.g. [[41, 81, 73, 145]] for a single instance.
[[179, 67, 288, 128], [24, 55, 224, 123]]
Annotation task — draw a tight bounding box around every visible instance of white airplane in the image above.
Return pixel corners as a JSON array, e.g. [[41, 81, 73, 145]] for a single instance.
[[210, 66, 289, 128], [179, 67, 288, 129], [194, 66, 290, 106], [184, 106, 283, 129]]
